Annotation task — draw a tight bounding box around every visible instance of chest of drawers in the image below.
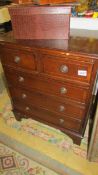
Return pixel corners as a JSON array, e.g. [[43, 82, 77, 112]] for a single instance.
[[0, 32, 98, 144]]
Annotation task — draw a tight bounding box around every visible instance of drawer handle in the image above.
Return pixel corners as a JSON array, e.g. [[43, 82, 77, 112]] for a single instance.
[[66, 52, 70, 56], [59, 105, 65, 112], [14, 56, 20, 63], [19, 76, 24, 82], [25, 107, 30, 111], [22, 94, 27, 99], [60, 87, 67, 94], [59, 118, 64, 124], [60, 65, 68, 73]]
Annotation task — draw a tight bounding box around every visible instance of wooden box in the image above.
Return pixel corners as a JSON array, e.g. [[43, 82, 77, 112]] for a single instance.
[[8, 5, 71, 39]]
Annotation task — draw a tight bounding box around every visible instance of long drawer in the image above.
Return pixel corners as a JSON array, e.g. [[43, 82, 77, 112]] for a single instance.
[[3, 66, 90, 104], [9, 87, 86, 120], [13, 101, 82, 132], [41, 54, 94, 84]]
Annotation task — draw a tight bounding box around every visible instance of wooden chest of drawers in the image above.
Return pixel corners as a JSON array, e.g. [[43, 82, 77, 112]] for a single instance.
[[0, 32, 98, 144]]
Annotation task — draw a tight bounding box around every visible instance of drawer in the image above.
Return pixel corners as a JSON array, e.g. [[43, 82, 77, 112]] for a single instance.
[[3, 67, 89, 104], [13, 102, 82, 132], [41, 55, 93, 84], [9, 87, 86, 120], [1, 49, 37, 71]]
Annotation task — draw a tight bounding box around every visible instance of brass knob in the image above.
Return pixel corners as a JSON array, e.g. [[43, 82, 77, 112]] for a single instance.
[[59, 105, 65, 112], [66, 52, 70, 56], [59, 118, 64, 124], [25, 107, 30, 111], [19, 76, 24, 82], [22, 94, 27, 99], [60, 87, 67, 94], [14, 56, 20, 63], [60, 65, 68, 73]]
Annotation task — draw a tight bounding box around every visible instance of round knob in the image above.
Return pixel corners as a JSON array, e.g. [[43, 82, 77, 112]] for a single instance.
[[66, 52, 70, 56], [60, 65, 68, 73], [19, 76, 24, 82], [59, 118, 64, 124], [25, 107, 30, 111], [59, 105, 65, 112], [60, 87, 67, 94], [14, 56, 20, 63], [22, 94, 27, 99]]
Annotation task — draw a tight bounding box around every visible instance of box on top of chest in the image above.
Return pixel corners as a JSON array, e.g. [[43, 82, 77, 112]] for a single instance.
[[8, 4, 71, 39]]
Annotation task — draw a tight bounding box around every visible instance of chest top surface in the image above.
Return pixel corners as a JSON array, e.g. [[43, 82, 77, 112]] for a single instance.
[[0, 29, 98, 57]]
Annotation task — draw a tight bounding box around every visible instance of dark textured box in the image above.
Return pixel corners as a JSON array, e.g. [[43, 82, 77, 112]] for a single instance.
[[9, 5, 71, 39]]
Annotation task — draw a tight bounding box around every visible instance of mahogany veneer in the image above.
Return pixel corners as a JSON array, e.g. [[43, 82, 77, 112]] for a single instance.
[[0, 32, 98, 144]]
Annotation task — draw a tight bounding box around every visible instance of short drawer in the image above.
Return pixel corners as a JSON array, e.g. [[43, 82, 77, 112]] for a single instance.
[[13, 102, 82, 132], [1, 49, 37, 71], [41, 55, 93, 84], [3, 67, 89, 104], [9, 87, 86, 120]]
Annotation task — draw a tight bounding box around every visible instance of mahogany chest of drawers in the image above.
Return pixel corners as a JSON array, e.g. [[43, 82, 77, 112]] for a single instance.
[[0, 32, 98, 144]]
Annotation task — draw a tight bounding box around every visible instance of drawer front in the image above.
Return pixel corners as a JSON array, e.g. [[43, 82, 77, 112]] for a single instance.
[[13, 102, 81, 132], [42, 55, 93, 83], [9, 87, 86, 120], [1, 49, 37, 71], [4, 67, 89, 104]]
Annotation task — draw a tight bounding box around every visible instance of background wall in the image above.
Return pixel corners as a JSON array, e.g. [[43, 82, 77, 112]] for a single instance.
[[70, 17, 98, 30]]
